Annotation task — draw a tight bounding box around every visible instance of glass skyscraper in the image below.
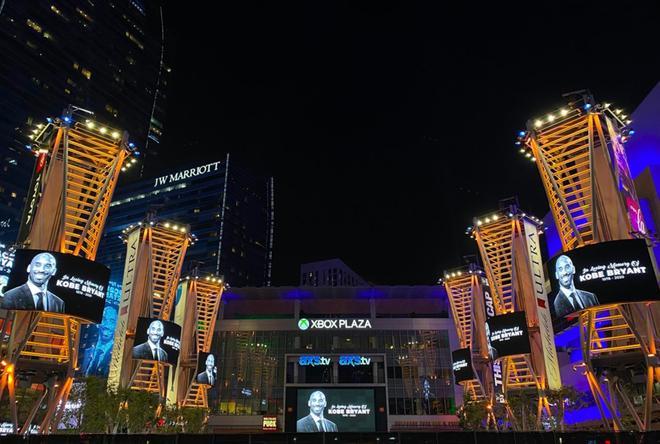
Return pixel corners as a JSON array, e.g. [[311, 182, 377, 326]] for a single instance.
[[0, 0, 170, 244], [96, 153, 275, 288]]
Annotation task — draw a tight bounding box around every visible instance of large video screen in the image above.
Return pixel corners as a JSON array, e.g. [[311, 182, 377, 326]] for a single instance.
[[452, 348, 475, 383], [132, 317, 181, 367], [1, 249, 109, 323], [547, 239, 659, 319], [486, 311, 531, 360], [195, 352, 218, 387], [296, 388, 375, 432]]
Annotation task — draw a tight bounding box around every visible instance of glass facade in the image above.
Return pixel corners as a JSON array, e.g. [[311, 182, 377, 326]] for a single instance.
[[0, 0, 170, 244], [211, 329, 455, 417], [96, 155, 274, 287]]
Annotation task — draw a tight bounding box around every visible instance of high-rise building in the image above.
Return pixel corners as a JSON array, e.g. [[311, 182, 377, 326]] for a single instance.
[[300, 258, 368, 286], [0, 0, 170, 244], [96, 154, 275, 288]]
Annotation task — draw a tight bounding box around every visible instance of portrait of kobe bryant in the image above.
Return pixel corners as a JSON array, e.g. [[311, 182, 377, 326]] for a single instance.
[[1, 252, 65, 313], [132, 320, 168, 362], [553, 255, 599, 318], [296, 391, 338, 433], [485, 322, 498, 361], [196, 354, 217, 386]]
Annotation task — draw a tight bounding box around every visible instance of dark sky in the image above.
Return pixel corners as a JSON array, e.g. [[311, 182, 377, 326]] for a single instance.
[[160, 3, 659, 286]]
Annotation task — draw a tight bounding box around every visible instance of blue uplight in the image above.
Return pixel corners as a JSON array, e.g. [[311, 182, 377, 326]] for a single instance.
[[584, 103, 592, 110], [128, 142, 135, 148], [518, 131, 525, 137], [63, 116, 71, 123], [46, 117, 53, 123]]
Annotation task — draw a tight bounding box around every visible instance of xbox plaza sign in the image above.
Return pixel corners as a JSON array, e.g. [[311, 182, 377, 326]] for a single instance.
[[298, 317, 372, 331]]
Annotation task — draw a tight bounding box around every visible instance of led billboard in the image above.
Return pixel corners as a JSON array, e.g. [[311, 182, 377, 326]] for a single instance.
[[485, 311, 531, 359], [132, 317, 182, 367]]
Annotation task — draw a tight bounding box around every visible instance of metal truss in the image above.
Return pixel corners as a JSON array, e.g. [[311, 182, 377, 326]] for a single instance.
[[128, 224, 191, 398], [443, 268, 488, 401], [0, 110, 130, 434], [181, 277, 224, 408], [472, 208, 551, 428], [523, 94, 659, 431]]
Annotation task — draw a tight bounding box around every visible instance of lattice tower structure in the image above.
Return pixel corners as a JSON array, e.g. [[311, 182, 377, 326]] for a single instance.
[[0, 107, 132, 434], [109, 220, 191, 399], [521, 93, 659, 431], [471, 206, 556, 427], [174, 276, 224, 408], [443, 266, 491, 403]]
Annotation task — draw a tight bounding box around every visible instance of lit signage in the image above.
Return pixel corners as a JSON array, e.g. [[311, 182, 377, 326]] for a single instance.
[[297, 318, 372, 330], [299, 356, 331, 366], [339, 355, 371, 366], [262, 416, 277, 431], [298, 355, 373, 366], [153, 161, 222, 188]]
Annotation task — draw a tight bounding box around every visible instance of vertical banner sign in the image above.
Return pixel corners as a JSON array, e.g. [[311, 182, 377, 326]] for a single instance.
[[166, 282, 188, 405], [481, 277, 504, 403], [605, 117, 647, 235], [523, 220, 561, 390], [107, 229, 141, 391], [17, 152, 48, 243]]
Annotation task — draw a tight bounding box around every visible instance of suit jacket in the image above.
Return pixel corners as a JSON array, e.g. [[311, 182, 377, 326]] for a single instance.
[[488, 344, 499, 361], [553, 289, 599, 318], [296, 414, 338, 432], [0, 283, 65, 313], [132, 341, 168, 362], [197, 371, 215, 386]]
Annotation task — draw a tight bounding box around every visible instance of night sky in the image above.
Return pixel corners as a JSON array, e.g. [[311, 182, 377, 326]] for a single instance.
[[160, 3, 659, 286]]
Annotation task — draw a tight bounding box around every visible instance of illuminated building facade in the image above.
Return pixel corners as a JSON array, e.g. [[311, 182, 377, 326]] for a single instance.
[[0, 0, 170, 244], [96, 154, 274, 288], [300, 258, 368, 286], [207, 285, 459, 433]]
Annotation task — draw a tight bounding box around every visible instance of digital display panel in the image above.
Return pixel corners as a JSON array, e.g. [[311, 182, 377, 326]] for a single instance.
[[195, 352, 218, 387], [1, 249, 109, 322], [452, 348, 475, 383], [132, 317, 181, 367], [547, 239, 659, 319], [486, 311, 531, 359], [79, 281, 121, 377], [296, 388, 375, 432]]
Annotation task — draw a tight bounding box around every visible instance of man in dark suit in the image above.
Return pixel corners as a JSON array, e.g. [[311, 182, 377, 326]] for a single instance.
[[132, 320, 168, 362], [553, 255, 599, 318], [84, 306, 118, 377], [1, 252, 64, 313], [296, 391, 338, 432], [196, 354, 217, 386], [485, 322, 499, 360]]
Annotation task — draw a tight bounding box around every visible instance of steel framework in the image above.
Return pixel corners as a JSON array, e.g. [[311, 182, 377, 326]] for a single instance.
[[471, 205, 557, 429], [109, 220, 192, 399], [443, 265, 496, 427], [522, 92, 659, 431], [0, 107, 131, 434], [166, 275, 224, 408]]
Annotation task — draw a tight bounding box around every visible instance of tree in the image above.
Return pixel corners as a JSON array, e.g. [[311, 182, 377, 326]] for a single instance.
[[545, 386, 588, 432], [457, 391, 489, 430]]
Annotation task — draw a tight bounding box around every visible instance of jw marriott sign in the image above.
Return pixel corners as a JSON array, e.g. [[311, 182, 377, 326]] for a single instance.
[[153, 161, 223, 187]]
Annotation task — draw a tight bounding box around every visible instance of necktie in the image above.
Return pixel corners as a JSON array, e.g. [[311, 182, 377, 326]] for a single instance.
[[35, 292, 45, 310], [571, 292, 582, 310], [317, 419, 324, 432], [152, 348, 157, 360]]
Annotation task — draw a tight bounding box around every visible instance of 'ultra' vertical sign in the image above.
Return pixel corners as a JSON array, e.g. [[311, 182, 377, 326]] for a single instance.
[[107, 229, 140, 391], [523, 219, 561, 390]]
